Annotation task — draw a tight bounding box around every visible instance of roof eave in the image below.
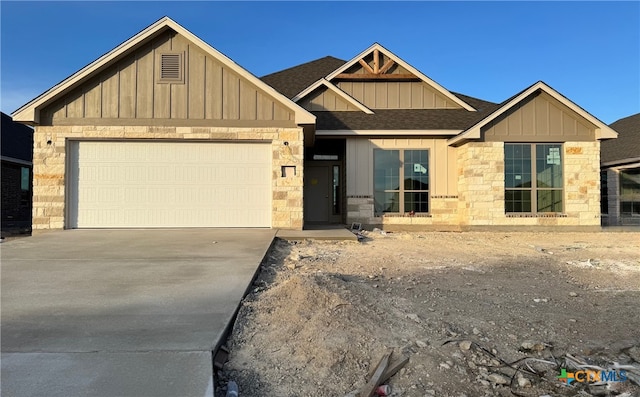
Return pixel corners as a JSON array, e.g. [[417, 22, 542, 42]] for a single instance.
[[317, 129, 462, 137]]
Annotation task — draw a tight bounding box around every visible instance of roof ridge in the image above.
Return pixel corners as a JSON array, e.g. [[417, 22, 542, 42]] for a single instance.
[[261, 56, 346, 78]]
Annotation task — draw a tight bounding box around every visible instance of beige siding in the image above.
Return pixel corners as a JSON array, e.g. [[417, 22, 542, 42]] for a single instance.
[[483, 91, 596, 141], [40, 30, 294, 126], [336, 81, 461, 109], [299, 87, 359, 111], [346, 139, 374, 196], [136, 44, 154, 118], [345, 138, 457, 197]]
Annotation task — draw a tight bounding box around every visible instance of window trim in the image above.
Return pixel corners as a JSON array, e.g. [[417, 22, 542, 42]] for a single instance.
[[374, 148, 430, 215], [504, 143, 564, 214], [620, 168, 640, 217]]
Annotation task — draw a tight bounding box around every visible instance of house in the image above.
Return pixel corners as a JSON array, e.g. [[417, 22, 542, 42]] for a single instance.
[[601, 113, 640, 226], [12, 17, 618, 232], [1, 112, 34, 235]]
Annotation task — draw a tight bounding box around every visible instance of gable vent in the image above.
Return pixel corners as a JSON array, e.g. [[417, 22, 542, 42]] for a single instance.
[[161, 53, 181, 80]]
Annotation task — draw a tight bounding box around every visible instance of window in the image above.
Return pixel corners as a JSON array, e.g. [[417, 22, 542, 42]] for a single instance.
[[620, 169, 640, 217], [600, 171, 608, 214], [505, 144, 563, 213], [332, 165, 341, 215], [374, 149, 429, 214], [20, 167, 30, 191], [157, 52, 184, 83]]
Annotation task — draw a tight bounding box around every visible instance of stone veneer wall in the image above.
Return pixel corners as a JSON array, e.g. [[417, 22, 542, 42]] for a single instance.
[[32, 125, 304, 230], [347, 141, 602, 229], [603, 169, 620, 226], [457, 141, 602, 227], [346, 196, 459, 230]]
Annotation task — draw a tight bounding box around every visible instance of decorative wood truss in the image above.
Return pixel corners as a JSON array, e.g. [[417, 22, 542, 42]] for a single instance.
[[335, 48, 420, 81]]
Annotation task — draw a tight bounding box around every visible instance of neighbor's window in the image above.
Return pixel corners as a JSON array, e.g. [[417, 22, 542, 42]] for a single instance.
[[504, 144, 563, 213], [374, 149, 429, 214], [620, 169, 640, 217], [600, 171, 609, 215], [20, 167, 30, 191]]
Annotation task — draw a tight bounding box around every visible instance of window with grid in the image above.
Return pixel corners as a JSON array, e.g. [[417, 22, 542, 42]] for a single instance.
[[504, 144, 563, 213], [374, 149, 429, 214], [620, 169, 640, 217]]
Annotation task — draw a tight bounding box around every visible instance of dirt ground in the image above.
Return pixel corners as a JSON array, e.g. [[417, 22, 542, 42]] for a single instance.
[[217, 230, 640, 397]]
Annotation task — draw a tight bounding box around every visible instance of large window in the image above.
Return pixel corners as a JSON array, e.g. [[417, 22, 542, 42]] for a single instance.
[[620, 169, 640, 217], [504, 144, 563, 213], [374, 149, 429, 214]]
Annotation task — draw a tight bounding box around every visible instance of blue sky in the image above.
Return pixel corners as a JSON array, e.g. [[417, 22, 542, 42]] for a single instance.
[[1, 1, 638, 124]]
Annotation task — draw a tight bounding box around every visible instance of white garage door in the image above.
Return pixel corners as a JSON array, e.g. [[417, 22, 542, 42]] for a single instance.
[[68, 141, 272, 228]]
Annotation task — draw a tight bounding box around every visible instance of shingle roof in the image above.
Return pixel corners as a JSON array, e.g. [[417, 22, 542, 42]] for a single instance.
[[314, 108, 498, 131], [602, 113, 640, 164], [1, 112, 33, 162], [260, 56, 346, 99]]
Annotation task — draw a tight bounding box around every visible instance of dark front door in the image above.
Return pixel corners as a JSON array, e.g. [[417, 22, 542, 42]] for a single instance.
[[304, 163, 342, 224], [304, 166, 330, 223]]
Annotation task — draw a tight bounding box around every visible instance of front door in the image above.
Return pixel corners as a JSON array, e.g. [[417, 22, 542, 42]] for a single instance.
[[304, 163, 342, 224]]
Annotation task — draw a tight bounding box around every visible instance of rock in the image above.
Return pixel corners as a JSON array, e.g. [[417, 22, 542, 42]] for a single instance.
[[472, 327, 481, 335], [286, 262, 299, 270], [520, 341, 546, 352], [406, 313, 421, 323], [439, 362, 451, 370], [459, 340, 472, 351], [487, 373, 510, 385], [569, 291, 578, 297], [517, 375, 531, 388], [627, 346, 640, 362], [415, 340, 428, 348], [533, 298, 548, 303]]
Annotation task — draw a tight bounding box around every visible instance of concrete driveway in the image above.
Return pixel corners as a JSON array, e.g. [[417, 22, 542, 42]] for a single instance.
[[1, 229, 276, 397]]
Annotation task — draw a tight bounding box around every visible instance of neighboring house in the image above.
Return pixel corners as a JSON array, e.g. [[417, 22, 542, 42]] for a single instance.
[[1, 112, 33, 235], [601, 113, 640, 226], [13, 17, 618, 231]]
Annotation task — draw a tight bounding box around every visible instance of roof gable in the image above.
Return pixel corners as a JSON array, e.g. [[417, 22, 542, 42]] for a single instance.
[[293, 79, 373, 114], [13, 17, 314, 126], [448, 81, 618, 146], [323, 43, 476, 111], [1, 112, 33, 163]]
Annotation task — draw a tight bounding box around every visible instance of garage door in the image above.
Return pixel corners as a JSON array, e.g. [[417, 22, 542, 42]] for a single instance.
[[68, 141, 272, 228]]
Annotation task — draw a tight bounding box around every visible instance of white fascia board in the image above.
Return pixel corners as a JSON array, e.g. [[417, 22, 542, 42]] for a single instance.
[[13, 17, 315, 126], [292, 78, 374, 114], [12, 17, 173, 123], [0, 156, 32, 166], [448, 81, 619, 146], [325, 43, 476, 112], [316, 129, 461, 137], [602, 158, 640, 168]]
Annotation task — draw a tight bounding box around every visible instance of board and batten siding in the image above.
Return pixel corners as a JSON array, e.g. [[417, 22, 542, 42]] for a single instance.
[[336, 81, 461, 110], [298, 88, 360, 112], [483, 91, 596, 142], [39, 29, 294, 126], [346, 138, 458, 197]]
